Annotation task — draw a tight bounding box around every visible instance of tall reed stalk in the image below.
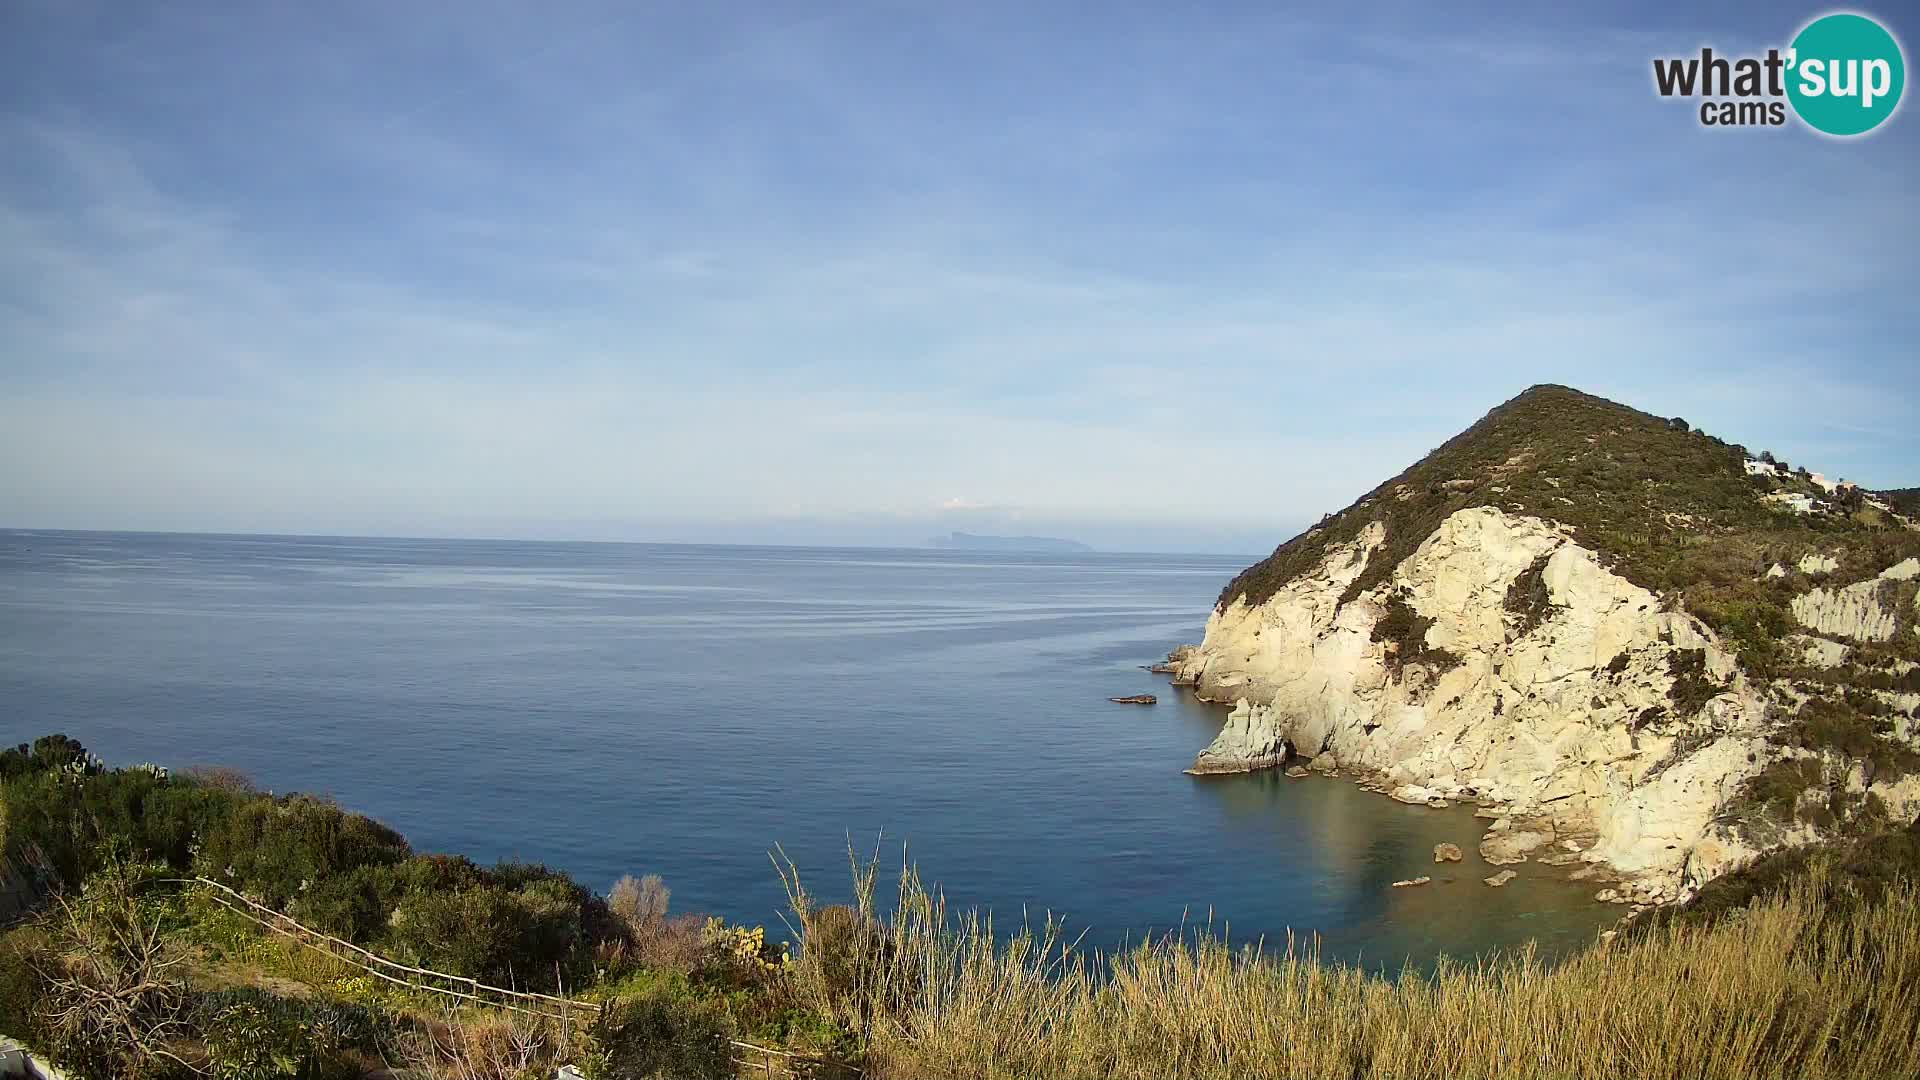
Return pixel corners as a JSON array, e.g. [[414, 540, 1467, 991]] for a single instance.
[[777, 851, 1920, 1080]]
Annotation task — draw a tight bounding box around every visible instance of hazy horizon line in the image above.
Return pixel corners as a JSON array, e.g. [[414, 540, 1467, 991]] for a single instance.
[[0, 523, 1271, 561]]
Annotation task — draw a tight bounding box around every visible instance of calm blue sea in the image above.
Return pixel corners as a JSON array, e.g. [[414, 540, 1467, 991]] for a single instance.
[[0, 530, 1616, 969]]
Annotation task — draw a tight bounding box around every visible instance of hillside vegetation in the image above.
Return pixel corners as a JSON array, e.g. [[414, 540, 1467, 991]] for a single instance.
[[0, 736, 831, 1079], [1220, 385, 1920, 674]]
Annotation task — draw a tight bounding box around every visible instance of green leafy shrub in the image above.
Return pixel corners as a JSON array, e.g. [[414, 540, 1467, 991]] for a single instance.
[[4, 773, 229, 887], [0, 734, 92, 780], [289, 862, 404, 943], [1639, 816, 1920, 934], [1688, 583, 1796, 677], [1777, 696, 1920, 779], [506, 871, 596, 982], [591, 980, 737, 1080], [190, 989, 385, 1079], [1370, 591, 1459, 676], [1503, 553, 1554, 638], [1666, 649, 1722, 715], [381, 858, 603, 988], [194, 793, 411, 909], [4, 743, 613, 995], [200, 999, 345, 1080], [1741, 758, 1824, 822], [0, 926, 52, 1045], [389, 883, 530, 986]]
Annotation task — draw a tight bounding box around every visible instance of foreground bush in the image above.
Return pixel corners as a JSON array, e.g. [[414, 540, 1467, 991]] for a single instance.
[[589, 981, 738, 1080], [390, 1007, 591, 1080], [195, 992, 367, 1080], [29, 863, 193, 1079], [0, 739, 612, 993]]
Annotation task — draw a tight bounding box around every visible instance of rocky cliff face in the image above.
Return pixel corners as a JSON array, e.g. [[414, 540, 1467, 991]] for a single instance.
[[1167, 389, 1920, 906], [1790, 558, 1920, 641]]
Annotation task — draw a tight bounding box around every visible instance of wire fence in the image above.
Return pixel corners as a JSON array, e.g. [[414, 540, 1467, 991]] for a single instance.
[[157, 877, 859, 1076], [163, 877, 602, 1023]]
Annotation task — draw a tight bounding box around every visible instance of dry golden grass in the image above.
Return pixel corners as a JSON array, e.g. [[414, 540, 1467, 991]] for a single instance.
[[781, 853, 1920, 1080]]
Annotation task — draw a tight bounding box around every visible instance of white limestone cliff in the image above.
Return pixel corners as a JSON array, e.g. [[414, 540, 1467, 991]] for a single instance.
[[1790, 558, 1919, 642], [1171, 507, 1920, 902]]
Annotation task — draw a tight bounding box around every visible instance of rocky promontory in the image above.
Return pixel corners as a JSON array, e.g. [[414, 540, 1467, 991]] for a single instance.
[[1166, 386, 1920, 905]]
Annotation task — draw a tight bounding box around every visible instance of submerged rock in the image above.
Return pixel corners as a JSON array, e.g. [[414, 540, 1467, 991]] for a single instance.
[[1108, 694, 1157, 705], [1479, 818, 1552, 866], [1484, 870, 1517, 887]]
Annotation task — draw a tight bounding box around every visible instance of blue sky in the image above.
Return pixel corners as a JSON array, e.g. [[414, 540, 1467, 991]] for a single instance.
[[2, 1, 1915, 554]]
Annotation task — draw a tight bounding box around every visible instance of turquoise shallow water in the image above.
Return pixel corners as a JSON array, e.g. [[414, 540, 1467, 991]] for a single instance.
[[0, 529, 1617, 970]]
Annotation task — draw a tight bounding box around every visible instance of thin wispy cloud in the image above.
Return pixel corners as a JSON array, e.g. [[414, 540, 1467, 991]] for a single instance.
[[1, 0, 1914, 552]]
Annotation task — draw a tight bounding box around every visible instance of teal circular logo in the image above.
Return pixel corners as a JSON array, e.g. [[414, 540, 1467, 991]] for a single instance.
[[1787, 13, 1905, 136]]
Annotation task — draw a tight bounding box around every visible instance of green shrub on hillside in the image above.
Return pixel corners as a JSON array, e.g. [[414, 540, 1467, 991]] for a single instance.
[[1881, 488, 1920, 516], [0, 925, 52, 1046], [196, 992, 367, 1080], [1638, 816, 1920, 934], [1665, 649, 1722, 715], [377, 863, 605, 989], [1683, 581, 1796, 676], [0, 735, 92, 780], [1370, 591, 1459, 676], [1503, 553, 1554, 638], [193, 793, 411, 909], [0, 761, 230, 888], [0, 739, 611, 994], [1776, 694, 1920, 779], [1740, 757, 1825, 823], [589, 980, 738, 1080]]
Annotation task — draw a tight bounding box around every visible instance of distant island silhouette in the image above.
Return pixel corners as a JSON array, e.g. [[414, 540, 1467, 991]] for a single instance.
[[927, 531, 1093, 553]]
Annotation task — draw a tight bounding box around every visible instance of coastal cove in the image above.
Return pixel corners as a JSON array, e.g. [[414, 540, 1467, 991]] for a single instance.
[[0, 529, 1618, 969]]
